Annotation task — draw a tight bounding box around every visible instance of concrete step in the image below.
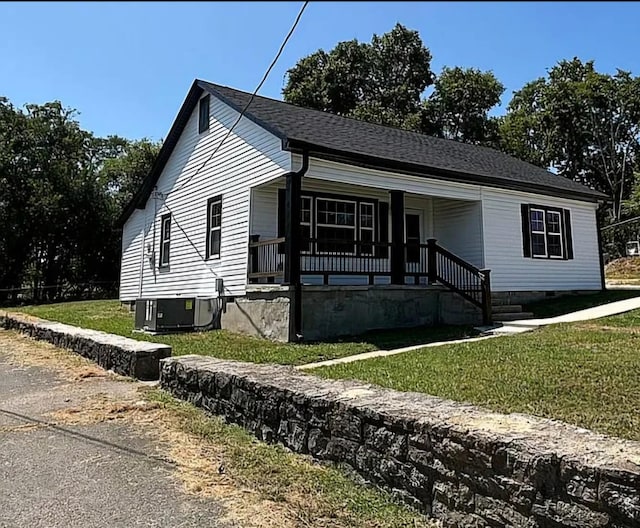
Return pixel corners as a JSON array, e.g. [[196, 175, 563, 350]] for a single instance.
[[491, 304, 523, 314], [492, 312, 534, 322]]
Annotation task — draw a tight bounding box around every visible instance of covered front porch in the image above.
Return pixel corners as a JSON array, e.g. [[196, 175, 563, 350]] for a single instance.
[[246, 175, 492, 333]]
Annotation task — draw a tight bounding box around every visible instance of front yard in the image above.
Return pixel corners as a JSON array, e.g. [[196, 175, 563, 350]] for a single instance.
[[8, 300, 474, 366], [9, 293, 640, 442], [313, 308, 640, 441]]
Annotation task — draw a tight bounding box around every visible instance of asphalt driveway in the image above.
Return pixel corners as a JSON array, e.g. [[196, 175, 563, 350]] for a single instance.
[[0, 332, 229, 528]]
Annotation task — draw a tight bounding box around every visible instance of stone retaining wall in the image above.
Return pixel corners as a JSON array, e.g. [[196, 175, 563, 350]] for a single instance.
[[0, 311, 171, 380], [161, 355, 640, 528]]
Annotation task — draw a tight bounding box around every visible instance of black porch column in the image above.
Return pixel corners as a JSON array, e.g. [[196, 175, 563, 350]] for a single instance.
[[284, 171, 302, 340], [390, 190, 405, 285], [284, 172, 302, 285]]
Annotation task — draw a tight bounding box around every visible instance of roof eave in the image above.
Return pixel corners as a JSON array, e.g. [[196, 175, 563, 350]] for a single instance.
[[284, 139, 607, 203]]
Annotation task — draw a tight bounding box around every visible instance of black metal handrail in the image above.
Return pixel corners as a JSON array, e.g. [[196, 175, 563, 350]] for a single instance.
[[429, 239, 492, 324]]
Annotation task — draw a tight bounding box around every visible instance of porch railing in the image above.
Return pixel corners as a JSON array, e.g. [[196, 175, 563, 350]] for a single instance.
[[248, 236, 492, 324], [428, 239, 492, 325], [248, 235, 285, 280]]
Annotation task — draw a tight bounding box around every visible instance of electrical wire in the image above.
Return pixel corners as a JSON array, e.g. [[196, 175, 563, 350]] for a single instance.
[[161, 201, 218, 280], [600, 215, 640, 231], [167, 0, 309, 197]]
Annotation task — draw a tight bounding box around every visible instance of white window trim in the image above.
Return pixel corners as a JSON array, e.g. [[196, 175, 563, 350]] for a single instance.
[[208, 198, 222, 259], [160, 215, 171, 267], [530, 208, 546, 258], [315, 197, 357, 255], [546, 211, 564, 259], [530, 208, 565, 259]]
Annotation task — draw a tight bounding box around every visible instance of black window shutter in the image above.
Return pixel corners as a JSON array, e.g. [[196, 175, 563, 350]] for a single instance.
[[377, 202, 389, 258], [277, 188, 286, 254], [521, 204, 532, 258], [563, 209, 574, 260]]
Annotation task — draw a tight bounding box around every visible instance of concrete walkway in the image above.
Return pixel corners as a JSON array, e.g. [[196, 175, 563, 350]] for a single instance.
[[297, 293, 640, 370], [490, 294, 640, 335], [296, 334, 499, 370]]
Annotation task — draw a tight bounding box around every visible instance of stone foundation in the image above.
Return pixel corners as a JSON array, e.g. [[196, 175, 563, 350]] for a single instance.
[[223, 285, 483, 342], [161, 355, 640, 528], [0, 311, 171, 380]]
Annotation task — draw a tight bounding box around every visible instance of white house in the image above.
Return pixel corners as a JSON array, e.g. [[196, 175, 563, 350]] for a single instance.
[[119, 80, 607, 342]]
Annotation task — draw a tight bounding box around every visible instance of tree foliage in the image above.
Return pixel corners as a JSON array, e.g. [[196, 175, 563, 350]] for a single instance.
[[422, 66, 505, 145], [501, 59, 640, 223], [283, 24, 505, 144], [0, 98, 160, 303], [283, 23, 435, 129]]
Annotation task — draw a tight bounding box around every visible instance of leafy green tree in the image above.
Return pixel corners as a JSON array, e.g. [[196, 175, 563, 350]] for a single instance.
[[0, 98, 32, 302], [283, 23, 434, 129], [421, 67, 505, 145], [501, 59, 640, 223], [98, 137, 161, 210], [0, 97, 159, 303]]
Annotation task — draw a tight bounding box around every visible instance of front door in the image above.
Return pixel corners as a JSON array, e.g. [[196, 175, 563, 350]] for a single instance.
[[405, 212, 421, 264]]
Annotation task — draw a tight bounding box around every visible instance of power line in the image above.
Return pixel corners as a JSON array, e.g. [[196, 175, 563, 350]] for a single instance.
[[168, 0, 309, 197], [162, 201, 218, 280], [600, 215, 640, 231]]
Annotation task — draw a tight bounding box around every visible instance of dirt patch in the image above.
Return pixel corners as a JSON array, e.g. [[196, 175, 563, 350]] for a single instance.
[[0, 330, 107, 381], [606, 257, 640, 279], [49, 390, 299, 528]]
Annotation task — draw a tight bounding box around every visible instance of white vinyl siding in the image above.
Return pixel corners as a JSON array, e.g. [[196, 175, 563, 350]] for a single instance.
[[119, 209, 145, 300], [482, 188, 600, 291], [119, 93, 289, 301], [432, 198, 484, 268]]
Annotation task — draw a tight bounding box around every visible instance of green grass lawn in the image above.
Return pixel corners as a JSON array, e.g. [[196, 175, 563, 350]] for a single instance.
[[524, 289, 640, 318], [7, 300, 475, 366], [314, 309, 640, 441]]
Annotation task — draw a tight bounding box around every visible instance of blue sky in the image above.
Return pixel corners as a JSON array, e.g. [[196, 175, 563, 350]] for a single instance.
[[1, 1, 639, 141]]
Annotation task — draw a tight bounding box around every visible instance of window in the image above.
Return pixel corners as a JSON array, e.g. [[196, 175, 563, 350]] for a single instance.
[[277, 191, 379, 255], [159, 213, 171, 267], [206, 196, 222, 259], [521, 204, 573, 260], [316, 198, 357, 254], [530, 208, 547, 257], [198, 95, 210, 134], [359, 202, 375, 256], [301, 196, 312, 253], [546, 211, 563, 258]]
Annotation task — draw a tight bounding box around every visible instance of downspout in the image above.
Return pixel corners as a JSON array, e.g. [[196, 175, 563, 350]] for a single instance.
[[284, 151, 310, 341], [596, 202, 607, 291]]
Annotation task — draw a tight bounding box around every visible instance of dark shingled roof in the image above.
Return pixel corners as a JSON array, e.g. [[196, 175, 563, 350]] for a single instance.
[[120, 79, 605, 224]]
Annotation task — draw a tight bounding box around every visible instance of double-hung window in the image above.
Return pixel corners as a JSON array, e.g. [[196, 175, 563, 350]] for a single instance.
[[522, 204, 573, 260], [206, 196, 222, 259], [359, 202, 375, 256], [316, 198, 357, 254], [159, 213, 171, 267], [277, 191, 378, 256]]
